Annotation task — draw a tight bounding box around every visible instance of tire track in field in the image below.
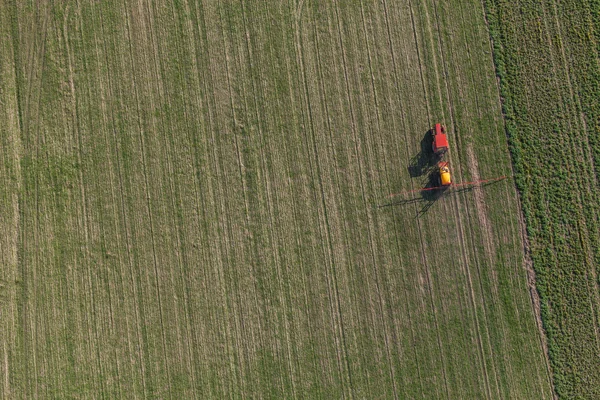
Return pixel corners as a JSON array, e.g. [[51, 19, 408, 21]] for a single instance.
[[216, 1, 270, 392], [97, 6, 149, 395], [195, 2, 242, 394], [424, 1, 497, 397], [64, 3, 107, 394], [331, 2, 400, 396], [442, 0, 546, 393], [150, 3, 202, 394], [546, 0, 600, 354], [312, 3, 381, 393], [534, 1, 600, 358], [295, 1, 348, 390], [165, 1, 213, 393], [451, 0, 498, 263], [21, 3, 49, 141], [110, 3, 155, 395], [8, 14, 47, 395], [294, 8, 354, 395], [239, 2, 299, 395], [283, 41, 321, 399], [17, 13, 52, 395], [394, 1, 452, 398], [282, 94, 323, 396], [312, 2, 390, 392], [186, 1, 232, 395], [460, 0, 516, 302], [2, 342, 9, 397], [412, 0, 494, 396], [459, 0, 553, 393], [479, 1, 556, 394], [10, 3, 49, 394], [283, 2, 330, 390], [122, 1, 173, 393], [89, 6, 131, 396], [232, 8, 278, 385], [443, 1, 521, 396], [312, 2, 368, 392], [284, 1, 328, 391], [387, 0, 451, 396], [0, 5, 23, 397], [364, 2, 426, 397], [219, 3, 262, 392], [356, 2, 402, 397], [454, 1, 522, 389], [296, 0, 306, 23], [238, 0, 288, 391], [374, 0, 426, 395], [176, 2, 214, 389], [143, 3, 199, 391], [73, 4, 131, 394]]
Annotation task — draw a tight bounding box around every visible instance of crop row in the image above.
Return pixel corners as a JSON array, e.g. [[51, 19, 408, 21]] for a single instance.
[[484, 0, 600, 397]]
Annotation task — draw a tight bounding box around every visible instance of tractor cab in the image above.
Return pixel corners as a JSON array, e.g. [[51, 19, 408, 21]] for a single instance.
[[432, 123, 448, 156], [438, 161, 452, 187]]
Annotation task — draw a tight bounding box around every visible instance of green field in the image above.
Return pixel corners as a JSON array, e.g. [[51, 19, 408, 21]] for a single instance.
[[1, 1, 555, 398], [486, 0, 600, 397]]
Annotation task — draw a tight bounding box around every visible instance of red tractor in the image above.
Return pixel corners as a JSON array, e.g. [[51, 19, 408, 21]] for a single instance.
[[432, 123, 448, 157]]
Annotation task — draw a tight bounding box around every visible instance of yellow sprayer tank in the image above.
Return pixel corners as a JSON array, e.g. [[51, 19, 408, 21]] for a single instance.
[[439, 161, 452, 186]]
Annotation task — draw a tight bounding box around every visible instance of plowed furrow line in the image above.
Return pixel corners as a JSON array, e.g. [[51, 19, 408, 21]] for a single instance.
[[357, 2, 400, 397], [0, 4, 22, 398], [284, 2, 325, 391], [98, 5, 149, 394], [547, 0, 600, 353], [424, 1, 496, 397], [439, 1, 509, 396], [405, 2, 451, 398], [90, 6, 129, 396], [189, 1, 238, 395], [112, 3, 152, 395], [123, 1, 172, 393], [239, 1, 298, 394], [332, 2, 398, 396], [64, 3, 107, 394], [198, 1, 241, 394], [474, 2, 552, 390], [166, 0, 208, 392], [20, 10, 51, 395], [294, 12, 352, 394], [217, 3, 267, 392], [145, 2, 193, 387], [147, 0, 196, 388], [309, 2, 359, 388], [217, 1, 270, 391], [536, 2, 598, 354], [376, 2, 425, 396]]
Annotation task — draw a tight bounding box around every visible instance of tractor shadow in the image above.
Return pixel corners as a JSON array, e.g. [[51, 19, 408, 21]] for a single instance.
[[407, 130, 439, 178], [416, 169, 447, 214], [378, 170, 444, 213], [380, 172, 505, 215]]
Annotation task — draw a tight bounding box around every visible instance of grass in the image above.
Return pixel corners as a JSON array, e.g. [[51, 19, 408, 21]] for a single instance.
[[0, 0, 554, 398], [484, 0, 600, 397]]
